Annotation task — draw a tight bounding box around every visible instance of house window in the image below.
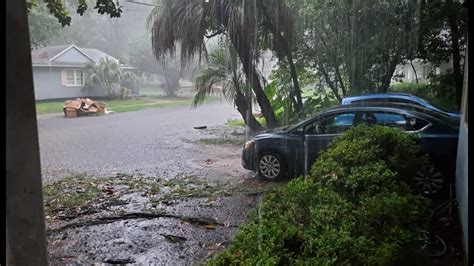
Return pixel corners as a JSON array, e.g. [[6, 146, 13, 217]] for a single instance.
[[65, 69, 84, 86]]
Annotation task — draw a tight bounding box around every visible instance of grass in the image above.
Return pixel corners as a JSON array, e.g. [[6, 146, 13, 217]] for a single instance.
[[43, 175, 102, 216], [35, 97, 193, 115], [42, 173, 285, 220], [226, 119, 246, 127], [199, 137, 245, 146], [36, 101, 65, 114], [225, 116, 266, 128], [105, 98, 191, 113], [140, 85, 196, 97]]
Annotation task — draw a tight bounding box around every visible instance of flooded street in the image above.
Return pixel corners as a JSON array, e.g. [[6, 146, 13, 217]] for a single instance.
[[37, 101, 249, 183]]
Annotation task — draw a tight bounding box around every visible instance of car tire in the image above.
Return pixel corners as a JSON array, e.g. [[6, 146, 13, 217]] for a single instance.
[[258, 152, 286, 180], [413, 166, 446, 196]]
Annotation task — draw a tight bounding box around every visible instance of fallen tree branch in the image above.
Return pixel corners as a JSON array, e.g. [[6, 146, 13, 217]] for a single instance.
[[47, 212, 237, 234]]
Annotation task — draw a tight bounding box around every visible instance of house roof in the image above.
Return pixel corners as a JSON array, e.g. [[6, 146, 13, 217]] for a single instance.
[[31, 45, 119, 67]]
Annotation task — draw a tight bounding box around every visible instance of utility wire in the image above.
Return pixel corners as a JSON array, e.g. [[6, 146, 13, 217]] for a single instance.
[[125, 0, 156, 7]]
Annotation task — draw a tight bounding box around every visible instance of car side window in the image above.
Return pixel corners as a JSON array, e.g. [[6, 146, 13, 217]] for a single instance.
[[305, 112, 355, 134], [406, 116, 430, 131], [360, 111, 407, 130]]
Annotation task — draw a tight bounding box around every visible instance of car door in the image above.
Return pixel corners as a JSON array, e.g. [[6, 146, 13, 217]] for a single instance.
[[302, 111, 357, 175]]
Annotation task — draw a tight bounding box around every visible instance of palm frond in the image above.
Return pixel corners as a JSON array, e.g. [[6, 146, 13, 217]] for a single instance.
[[193, 42, 248, 108], [149, 0, 208, 67]]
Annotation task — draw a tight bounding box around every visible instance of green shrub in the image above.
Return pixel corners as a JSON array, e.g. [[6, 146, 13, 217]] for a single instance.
[[389, 73, 459, 112], [208, 126, 429, 265], [121, 87, 132, 100], [389, 82, 433, 101], [428, 71, 459, 112], [311, 125, 431, 198]]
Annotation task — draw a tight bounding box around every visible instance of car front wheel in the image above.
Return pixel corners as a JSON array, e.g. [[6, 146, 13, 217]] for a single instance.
[[258, 152, 286, 180], [413, 166, 446, 196]]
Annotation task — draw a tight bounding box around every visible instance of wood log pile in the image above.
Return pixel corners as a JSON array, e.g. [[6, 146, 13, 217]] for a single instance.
[[63, 98, 106, 118]]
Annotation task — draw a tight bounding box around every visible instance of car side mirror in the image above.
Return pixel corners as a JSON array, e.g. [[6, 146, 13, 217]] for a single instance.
[[293, 127, 303, 136]]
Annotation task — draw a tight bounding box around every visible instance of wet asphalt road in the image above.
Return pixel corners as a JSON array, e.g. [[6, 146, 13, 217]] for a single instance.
[[37, 101, 246, 182]]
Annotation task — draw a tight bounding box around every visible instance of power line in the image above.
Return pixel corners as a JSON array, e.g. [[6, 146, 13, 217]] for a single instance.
[[125, 0, 156, 7]]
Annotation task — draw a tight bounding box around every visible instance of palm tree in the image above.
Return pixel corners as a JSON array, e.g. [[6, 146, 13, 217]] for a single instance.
[[148, 0, 300, 129], [84, 58, 136, 99], [194, 44, 264, 132]]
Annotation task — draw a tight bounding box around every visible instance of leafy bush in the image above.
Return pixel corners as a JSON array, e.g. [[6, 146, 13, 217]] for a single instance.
[[428, 71, 459, 112], [301, 91, 339, 118], [389, 82, 433, 101], [120, 87, 131, 100], [264, 80, 295, 124], [389, 72, 459, 112], [311, 125, 431, 197], [208, 125, 429, 265]]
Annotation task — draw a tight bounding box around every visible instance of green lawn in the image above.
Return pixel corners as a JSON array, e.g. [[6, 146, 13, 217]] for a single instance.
[[139, 85, 196, 97], [36, 101, 65, 114], [225, 117, 266, 127], [106, 98, 191, 113], [36, 97, 193, 115]]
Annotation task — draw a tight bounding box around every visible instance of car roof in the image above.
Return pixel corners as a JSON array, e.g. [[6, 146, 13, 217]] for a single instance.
[[343, 101, 439, 115], [320, 105, 458, 126], [341, 93, 427, 104], [339, 93, 460, 116]]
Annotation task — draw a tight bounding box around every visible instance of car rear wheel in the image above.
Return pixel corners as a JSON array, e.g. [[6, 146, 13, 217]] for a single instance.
[[258, 152, 286, 180], [413, 166, 445, 196]]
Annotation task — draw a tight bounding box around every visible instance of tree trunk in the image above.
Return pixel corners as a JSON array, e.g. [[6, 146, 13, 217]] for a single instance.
[[335, 67, 347, 97], [319, 63, 342, 102], [242, 58, 279, 128], [231, 37, 279, 129], [163, 70, 180, 97], [446, 0, 463, 109], [260, 17, 303, 112], [380, 58, 399, 93], [286, 51, 303, 112], [410, 60, 419, 84], [234, 90, 263, 132]]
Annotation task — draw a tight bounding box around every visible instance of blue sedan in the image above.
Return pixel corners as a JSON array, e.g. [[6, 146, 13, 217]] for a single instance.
[[341, 93, 460, 118]]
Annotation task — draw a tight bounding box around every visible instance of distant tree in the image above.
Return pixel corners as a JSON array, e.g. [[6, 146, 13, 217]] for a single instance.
[[286, 0, 421, 98], [26, 0, 130, 58], [417, 0, 468, 108], [26, 0, 122, 27], [27, 2, 61, 48], [128, 35, 158, 75], [129, 35, 193, 97]]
